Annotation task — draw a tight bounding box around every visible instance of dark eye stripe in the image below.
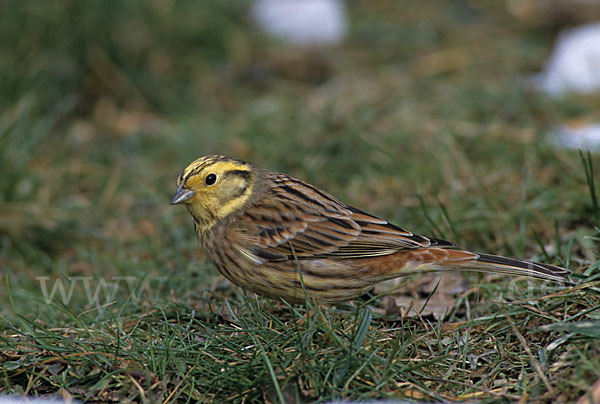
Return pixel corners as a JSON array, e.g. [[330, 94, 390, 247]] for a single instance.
[[221, 169, 251, 199], [182, 162, 251, 184], [224, 169, 251, 180]]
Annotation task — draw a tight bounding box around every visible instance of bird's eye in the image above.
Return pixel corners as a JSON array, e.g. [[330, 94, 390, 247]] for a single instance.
[[205, 173, 217, 185]]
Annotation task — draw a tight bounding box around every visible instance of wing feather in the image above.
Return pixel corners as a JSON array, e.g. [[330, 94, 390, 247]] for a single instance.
[[233, 172, 454, 261]]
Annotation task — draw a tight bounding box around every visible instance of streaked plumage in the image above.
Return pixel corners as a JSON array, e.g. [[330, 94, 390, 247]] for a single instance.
[[171, 155, 570, 304]]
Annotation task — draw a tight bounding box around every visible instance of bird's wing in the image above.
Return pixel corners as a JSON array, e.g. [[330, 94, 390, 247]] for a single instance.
[[233, 173, 455, 261], [323, 205, 456, 258]]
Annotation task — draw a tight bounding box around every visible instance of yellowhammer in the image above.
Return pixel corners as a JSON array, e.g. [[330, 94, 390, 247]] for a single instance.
[[171, 155, 569, 303]]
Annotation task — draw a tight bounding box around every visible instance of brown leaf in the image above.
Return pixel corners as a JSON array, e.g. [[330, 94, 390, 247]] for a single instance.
[[577, 377, 600, 404], [374, 272, 467, 319]]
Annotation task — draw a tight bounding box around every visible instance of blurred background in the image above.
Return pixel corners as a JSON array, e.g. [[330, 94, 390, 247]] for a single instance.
[[1, 0, 599, 311]]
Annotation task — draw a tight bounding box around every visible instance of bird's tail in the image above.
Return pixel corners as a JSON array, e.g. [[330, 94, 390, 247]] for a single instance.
[[460, 253, 571, 282], [470, 253, 570, 282], [389, 248, 571, 283]]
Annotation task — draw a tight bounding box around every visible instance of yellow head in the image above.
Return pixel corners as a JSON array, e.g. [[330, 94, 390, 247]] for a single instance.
[[170, 155, 255, 233]]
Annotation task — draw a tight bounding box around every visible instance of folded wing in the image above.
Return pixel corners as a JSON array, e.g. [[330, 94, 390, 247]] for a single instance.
[[234, 172, 452, 261]]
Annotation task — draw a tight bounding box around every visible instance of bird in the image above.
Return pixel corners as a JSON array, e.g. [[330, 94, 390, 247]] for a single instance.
[[170, 155, 570, 304]]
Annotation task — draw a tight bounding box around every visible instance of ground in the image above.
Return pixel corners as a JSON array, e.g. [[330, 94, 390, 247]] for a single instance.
[[1, 1, 599, 403]]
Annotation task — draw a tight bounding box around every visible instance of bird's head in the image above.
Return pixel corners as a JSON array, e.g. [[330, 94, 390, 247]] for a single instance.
[[170, 155, 255, 232]]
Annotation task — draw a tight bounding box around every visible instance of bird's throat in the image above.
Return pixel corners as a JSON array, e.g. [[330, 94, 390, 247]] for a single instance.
[[187, 204, 218, 235]]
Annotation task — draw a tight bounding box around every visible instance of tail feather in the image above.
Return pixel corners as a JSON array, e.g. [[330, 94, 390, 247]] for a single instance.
[[382, 248, 571, 283], [467, 253, 570, 282]]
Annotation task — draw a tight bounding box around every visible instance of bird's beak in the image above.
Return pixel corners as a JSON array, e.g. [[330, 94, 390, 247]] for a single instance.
[[170, 183, 195, 205]]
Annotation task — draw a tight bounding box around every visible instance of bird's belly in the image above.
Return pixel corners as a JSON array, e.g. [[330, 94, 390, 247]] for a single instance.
[[206, 248, 374, 303]]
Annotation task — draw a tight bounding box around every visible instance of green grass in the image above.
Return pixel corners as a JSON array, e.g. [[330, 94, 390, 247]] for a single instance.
[[1, 0, 600, 402]]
